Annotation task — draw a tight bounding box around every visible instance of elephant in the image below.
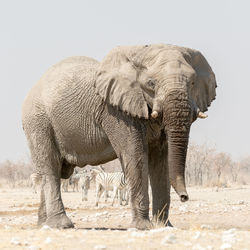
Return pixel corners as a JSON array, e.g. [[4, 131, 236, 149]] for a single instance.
[[22, 44, 216, 229]]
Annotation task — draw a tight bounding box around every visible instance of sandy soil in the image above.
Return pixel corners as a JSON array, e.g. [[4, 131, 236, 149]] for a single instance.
[[0, 185, 249, 249]]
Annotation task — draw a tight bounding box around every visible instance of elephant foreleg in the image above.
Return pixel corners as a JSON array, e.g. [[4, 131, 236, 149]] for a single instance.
[[102, 110, 151, 229], [148, 139, 171, 226]]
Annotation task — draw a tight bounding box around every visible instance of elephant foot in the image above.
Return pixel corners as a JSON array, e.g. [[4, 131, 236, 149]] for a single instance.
[[45, 213, 74, 229], [37, 205, 47, 228], [130, 218, 152, 230], [37, 216, 47, 228]]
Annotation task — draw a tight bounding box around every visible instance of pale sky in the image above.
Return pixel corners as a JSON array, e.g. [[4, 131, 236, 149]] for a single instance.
[[0, 0, 249, 162]]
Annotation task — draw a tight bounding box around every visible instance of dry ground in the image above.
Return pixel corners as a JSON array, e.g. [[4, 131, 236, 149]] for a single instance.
[[0, 185, 249, 249]]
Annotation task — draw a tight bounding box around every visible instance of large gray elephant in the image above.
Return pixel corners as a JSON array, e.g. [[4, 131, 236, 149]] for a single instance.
[[22, 44, 216, 229]]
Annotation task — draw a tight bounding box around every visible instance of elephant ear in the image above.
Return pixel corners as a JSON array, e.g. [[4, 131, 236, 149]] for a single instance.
[[188, 49, 217, 112], [95, 47, 149, 119]]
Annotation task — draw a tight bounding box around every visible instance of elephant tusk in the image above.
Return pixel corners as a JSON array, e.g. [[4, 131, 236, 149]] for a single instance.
[[151, 111, 158, 118], [198, 112, 208, 119]]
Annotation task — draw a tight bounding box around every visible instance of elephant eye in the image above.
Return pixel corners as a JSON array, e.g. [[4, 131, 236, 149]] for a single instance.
[[147, 79, 155, 89], [191, 81, 195, 86]]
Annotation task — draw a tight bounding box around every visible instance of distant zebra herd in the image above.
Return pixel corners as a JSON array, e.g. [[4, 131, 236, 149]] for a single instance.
[[30, 168, 130, 206]]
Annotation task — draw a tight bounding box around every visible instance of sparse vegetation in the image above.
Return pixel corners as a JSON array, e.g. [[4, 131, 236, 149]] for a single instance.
[[1, 143, 249, 189], [186, 143, 250, 187], [0, 144, 249, 249], [0, 160, 33, 188]]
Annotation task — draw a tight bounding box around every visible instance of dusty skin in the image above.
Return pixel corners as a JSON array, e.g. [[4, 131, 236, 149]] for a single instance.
[[0, 186, 249, 250]]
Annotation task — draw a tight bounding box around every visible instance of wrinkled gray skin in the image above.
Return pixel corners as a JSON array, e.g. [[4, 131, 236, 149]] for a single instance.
[[22, 44, 216, 229]]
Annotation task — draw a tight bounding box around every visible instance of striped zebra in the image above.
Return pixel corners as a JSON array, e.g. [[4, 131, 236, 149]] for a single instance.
[[29, 173, 42, 193], [79, 174, 91, 201], [119, 187, 130, 206], [95, 171, 128, 206], [79, 169, 101, 201], [61, 179, 70, 192], [69, 173, 81, 192]]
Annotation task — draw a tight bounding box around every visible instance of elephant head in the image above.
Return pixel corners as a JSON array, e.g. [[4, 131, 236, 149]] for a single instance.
[[95, 44, 216, 202]]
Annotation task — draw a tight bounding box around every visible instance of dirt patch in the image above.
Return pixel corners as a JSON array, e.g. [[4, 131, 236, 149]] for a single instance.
[[0, 186, 249, 249], [0, 209, 37, 216]]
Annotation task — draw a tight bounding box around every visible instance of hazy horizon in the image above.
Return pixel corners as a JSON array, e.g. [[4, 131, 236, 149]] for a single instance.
[[1, 0, 250, 162]]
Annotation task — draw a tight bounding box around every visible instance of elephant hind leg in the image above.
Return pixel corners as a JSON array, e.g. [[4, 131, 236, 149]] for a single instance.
[[24, 123, 73, 229], [37, 178, 46, 227]]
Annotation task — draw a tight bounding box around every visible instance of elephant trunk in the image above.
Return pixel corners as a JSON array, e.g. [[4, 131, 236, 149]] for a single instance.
[[167, 131, 189, 202], [163, 90, 191, 202]]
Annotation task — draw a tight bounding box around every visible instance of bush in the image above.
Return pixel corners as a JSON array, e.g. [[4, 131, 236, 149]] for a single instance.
[[0, 160, 33, 188]]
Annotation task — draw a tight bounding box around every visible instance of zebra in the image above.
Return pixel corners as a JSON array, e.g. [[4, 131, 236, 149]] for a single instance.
[[119, 187, 130, 206], [79, 168, 100, 201], [69, 172, 81, 192], [29, 173, 42, 193], [61, 179, 69, 192], [95, 171, 128, 206], [79, 174, 91, 201]]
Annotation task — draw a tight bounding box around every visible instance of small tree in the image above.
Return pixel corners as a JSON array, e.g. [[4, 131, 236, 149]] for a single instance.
[[186, 143, 215, 186], [213, 152, 232, 187]]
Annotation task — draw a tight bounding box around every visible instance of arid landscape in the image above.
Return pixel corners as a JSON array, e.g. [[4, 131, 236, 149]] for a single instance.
[[0, 184, 249, 250], [2, 1, 250, 250]]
